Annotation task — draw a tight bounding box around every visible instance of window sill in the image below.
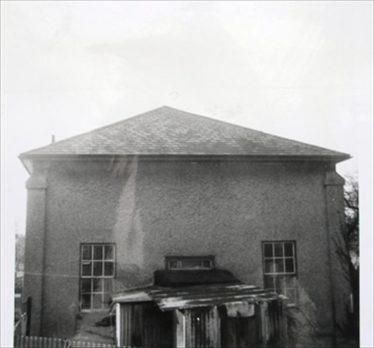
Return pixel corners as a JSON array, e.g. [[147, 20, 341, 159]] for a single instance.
[[80, 309, 110, 313]]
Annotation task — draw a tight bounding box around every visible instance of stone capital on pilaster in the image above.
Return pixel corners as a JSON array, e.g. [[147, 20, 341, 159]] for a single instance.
[[26, 162, 49, 189], [26, 174, 48, 190], [324, 171, 345, 187]]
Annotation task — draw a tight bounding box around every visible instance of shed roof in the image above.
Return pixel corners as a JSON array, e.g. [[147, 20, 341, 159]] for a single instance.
[[112, 284, 281, 311], [20, 106, 349, 161], [154, 269, 240, 287]]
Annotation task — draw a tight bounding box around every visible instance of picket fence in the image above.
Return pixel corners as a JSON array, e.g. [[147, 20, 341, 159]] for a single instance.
[[14, 335, 140, 348]]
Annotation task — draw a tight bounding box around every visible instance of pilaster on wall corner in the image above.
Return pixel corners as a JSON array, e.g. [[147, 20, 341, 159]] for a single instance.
[[323, 169, 347, 345], [23, 171, 48, 336]]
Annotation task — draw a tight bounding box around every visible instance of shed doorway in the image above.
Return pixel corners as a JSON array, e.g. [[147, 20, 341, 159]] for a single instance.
[[221, 316, 257, 348], [119, 303, 174, 348]]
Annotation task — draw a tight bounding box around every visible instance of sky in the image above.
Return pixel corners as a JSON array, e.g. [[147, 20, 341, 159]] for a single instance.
[[1, 1, 373, 343]]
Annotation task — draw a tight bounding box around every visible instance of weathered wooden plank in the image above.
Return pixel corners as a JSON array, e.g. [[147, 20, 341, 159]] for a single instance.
[[281, 300, 289, 348], [185, 310, 192, 348], [175, 310, 186, 348], [182, 307, 221, 348], [210, 307, 220, 348], [260, 302, 269, 348]]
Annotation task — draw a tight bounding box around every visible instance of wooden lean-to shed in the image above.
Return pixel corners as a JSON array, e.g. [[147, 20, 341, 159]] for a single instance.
[[112, 270, 288, 348]]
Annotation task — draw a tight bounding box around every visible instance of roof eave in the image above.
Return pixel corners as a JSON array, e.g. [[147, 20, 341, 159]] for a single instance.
[[18, 155, 33, 174], [19, 153, 351, 165]]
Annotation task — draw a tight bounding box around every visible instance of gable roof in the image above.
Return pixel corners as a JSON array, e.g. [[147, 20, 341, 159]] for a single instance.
[[20, 106, 349, 161]]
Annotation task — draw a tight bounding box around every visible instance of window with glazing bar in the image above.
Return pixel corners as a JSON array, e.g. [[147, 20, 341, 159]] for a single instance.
[[80, 244, 115, 310], [262, 241, 297, 305]]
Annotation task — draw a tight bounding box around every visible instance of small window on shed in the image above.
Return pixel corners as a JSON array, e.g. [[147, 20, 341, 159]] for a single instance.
[[165, 256, 215, 270]]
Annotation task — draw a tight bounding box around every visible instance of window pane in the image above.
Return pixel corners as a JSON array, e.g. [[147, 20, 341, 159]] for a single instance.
[[104, 262, 114, 276], [81, 279, 91, 293], [275, 259, 284, 273], [168, 260, 178, 269], [285, 258, 295, 273], [93, 261, 103, 276], [82, 262, 92, 276], [104, 246, 114, 260], [181, 259, 203, 269], [93, 279, 103, 292], [104, 279, 113, 293], [264, 276, 275, 290], [82, 245, 92, 260], [201, 260, 212, 268], [92, 294, 102, 309], [284, 243, 294, 257], [81, 294, 91, 309], [265, 259, 275, 274], [274, 243, 283, 257], [93, 246, 103, 260], [264, 244, 273, 257]]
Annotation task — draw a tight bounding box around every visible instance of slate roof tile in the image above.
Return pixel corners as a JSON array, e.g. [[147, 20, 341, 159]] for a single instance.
[[21, 106, 349, 160]]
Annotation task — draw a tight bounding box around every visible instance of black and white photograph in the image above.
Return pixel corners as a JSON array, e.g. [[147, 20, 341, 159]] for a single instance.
[[1, 1, 373, 348]]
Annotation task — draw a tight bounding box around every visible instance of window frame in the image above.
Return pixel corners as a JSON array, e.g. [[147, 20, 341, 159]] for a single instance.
[[262, 241, 298, 305], [165, 255, 215, 271], [79, 243, 116, 312]]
